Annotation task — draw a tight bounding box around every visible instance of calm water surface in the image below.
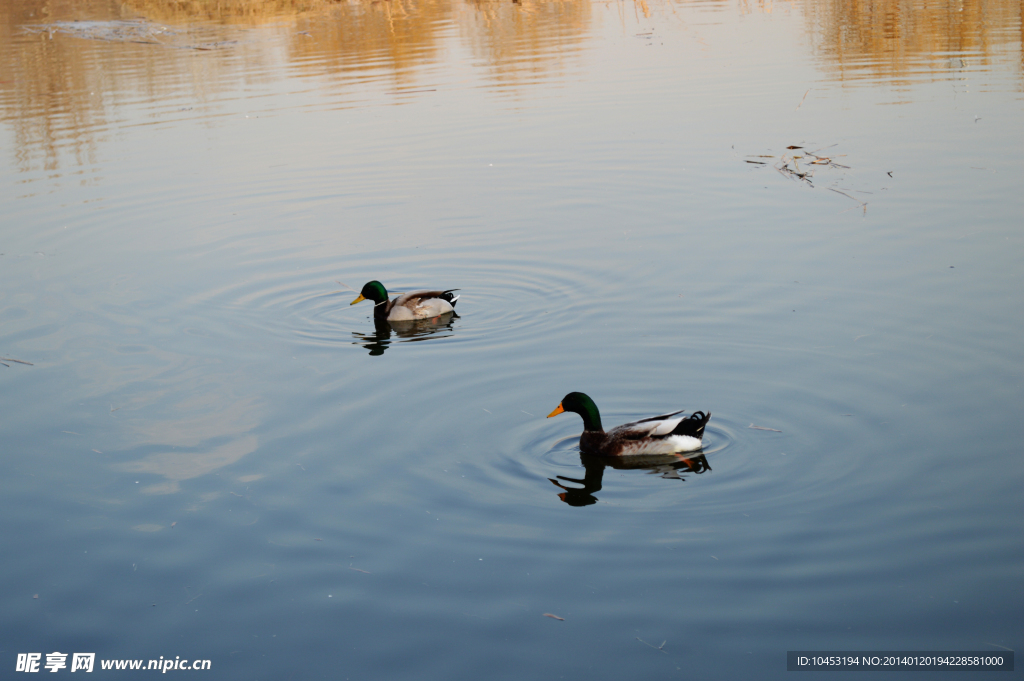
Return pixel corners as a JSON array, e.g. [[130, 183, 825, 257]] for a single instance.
[[1, 0, 1022, 678]]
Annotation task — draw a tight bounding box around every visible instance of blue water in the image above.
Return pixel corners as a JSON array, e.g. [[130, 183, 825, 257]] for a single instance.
[[1, 0, 1022, 678]]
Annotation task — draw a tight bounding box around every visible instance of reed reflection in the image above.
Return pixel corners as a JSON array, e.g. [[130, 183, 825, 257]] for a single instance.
[[800, 0, 1023, 85], [4, 0, 1021, 179], [549, 452, 711, 507], [351, 312, 458, 355], [1, 0, 590, 177]]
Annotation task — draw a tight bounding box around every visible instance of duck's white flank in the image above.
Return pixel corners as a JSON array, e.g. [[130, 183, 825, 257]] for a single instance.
[[387, 290, 456, 321]]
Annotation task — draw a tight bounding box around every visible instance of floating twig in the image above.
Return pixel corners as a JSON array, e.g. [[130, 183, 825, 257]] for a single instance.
[[184, 587, 202, 604], [828, 186, 868, 214], [985, 642, 1014, 652], [748, 423, 782, 432], [543, 613, 564, 621], [636, 637, 668, 653], [827, 187, 865, 204], [794, 89, 809, 110], [1, 357, 33, 366]]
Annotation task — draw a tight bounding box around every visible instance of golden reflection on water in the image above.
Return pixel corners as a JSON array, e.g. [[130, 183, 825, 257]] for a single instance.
[[801, 0, 1023, 85], [1, 0, 1021, 175], [0, 0, 595, 175], [123, 0, 354, 23]]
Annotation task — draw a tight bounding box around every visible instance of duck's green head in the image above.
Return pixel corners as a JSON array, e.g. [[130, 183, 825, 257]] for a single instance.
[[351, 280, 389, 306], [547, 391, 603, 432]]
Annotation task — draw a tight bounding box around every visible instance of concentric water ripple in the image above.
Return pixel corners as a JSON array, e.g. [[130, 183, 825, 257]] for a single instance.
[[183, 243, 611, 359]]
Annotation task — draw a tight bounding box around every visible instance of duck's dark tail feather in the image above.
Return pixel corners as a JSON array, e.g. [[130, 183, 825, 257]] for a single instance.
[[673, 411, 710, 439], [441, 289, 460, 307]]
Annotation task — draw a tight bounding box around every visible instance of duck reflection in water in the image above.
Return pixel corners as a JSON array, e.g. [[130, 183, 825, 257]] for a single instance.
[[549, 452, 711, 507], [352, 313, 458, 356]]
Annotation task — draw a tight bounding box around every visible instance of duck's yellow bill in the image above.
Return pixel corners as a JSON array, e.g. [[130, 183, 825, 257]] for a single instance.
[[350, 294, 366, 305], [547, 403, 564, 418]]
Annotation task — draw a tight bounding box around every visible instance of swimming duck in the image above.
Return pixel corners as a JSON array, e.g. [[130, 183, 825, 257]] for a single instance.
[[350, 280, 459, 321], [547, 392, 710, 456]]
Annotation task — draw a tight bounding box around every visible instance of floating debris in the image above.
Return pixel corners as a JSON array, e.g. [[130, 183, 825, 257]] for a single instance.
[[775, 147, 850, 186], [636, 637, 668, 653], [744, 143, 868, 212], [748, 423, 782, 432], [23, 20, 172, 44], [543, 613, 564, 621], [794, 89, 810, 110], [22, 21, 237, 51]]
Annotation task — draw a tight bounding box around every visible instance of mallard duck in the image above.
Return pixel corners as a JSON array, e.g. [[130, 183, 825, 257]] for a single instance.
[[350, 280, 459, 321], [547, 392, 710, 456]]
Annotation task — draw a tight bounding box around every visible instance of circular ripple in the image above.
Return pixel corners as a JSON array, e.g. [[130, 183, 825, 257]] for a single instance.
[[186, 245, 611, 357]]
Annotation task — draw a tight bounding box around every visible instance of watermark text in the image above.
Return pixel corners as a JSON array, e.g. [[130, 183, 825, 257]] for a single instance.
[[16, 654, 211, 673]]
